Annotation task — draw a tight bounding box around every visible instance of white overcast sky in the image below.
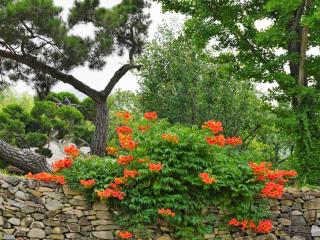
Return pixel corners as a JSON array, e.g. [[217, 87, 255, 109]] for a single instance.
[[11, 1, 319, 97], [13, 0, 185, 97]]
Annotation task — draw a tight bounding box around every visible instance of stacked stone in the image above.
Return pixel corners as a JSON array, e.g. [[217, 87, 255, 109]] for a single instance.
[[0, 174, 121, 240], [269, 187, 320, 240], [203, 188, 320, 240], [1, 174, 320, 240]]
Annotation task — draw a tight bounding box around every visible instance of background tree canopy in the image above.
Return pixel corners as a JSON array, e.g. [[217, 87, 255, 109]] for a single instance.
[[156, 0, 320, 184], [137, 27, 291, 161]]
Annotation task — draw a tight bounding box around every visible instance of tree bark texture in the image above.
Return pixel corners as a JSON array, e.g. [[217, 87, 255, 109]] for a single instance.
[[288, 0, 317, 157], [0, 139, 51, 173], [91, 101, 109, 156]]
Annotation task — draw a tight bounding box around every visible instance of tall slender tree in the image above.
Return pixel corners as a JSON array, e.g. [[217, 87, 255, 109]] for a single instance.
[[0, 0, 150, 156]]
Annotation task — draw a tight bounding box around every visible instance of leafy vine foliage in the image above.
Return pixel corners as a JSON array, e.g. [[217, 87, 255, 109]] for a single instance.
[[59, 112, 297, 239]]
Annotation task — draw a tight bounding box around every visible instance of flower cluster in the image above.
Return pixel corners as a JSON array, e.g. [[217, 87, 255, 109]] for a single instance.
[[116, 125, 137, 152], [98, 178, 126, 199], [206, 135, 225, 147], [26, 172, 65, 185], [118, 134, 137, 151], [96, 175, 128, 201], [261, 181, 284, 198], [199, 172, 216, 184], [106, 146, 118, 156], [80, 179, 96, 189], [25, 144, 80, 185], [96, 188, 125, 200], [96, 170, 138, 201], [114, 177, 125, 185], [228, 218, 241, 227], [225, 137, 243, 146], [203, 121, 243, 148], [124, 168, 139, 178], [248, 162, 272, 177], [267, 170, 297, 181], [144, 111, 158, 120], [117, 155, 134, 165], [249, 162, 297, 198], [137, 158, 149, 163], [117, 231, 133, 239], [52, 158, 73, 172], [202, 120, 223, 134], [256, 220, 273, 233], [162, 133, 179, 143], [116, 126, 133, 135], [228, 218, 272, 234], [149, 163, 163, 172], [158, 208, 175, 217], [115, 111, 132, 123], [138, 125, 150, 132], [64, 144, 80, 159], [100, 113, 154, 202]]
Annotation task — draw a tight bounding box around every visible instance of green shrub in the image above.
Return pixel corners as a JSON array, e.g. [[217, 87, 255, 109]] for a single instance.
[[61, 156, 118, 199], [0, 95, 92, 158], [61, 113, 297, 239], [46, 92, 81, 105], [30, 101, 57, 118], [56, 105, 84, 125], [25, 133, 48, 147], [2, 104, 29, 122]]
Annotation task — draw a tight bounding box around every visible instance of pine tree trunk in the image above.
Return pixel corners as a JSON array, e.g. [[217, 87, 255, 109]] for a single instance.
[[91, 100, 109, 156], [0, 139, 51, 173]]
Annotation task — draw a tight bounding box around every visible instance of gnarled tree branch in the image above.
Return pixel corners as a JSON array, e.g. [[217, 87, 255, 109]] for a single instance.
[[101, 63, 142, 96], [0, 139, 51, 173], [0, 49, 100, 100]]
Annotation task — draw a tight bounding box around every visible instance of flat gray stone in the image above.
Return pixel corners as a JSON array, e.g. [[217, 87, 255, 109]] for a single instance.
[[312, 225, 320, 237], [20, 216, 33, 227], [8, 217, 20, 225], [92, 231, 113, 239], [7, 199, 25, 208], [27, 228, 46, 238], [3, 235, 15, 240], [304, 198, 320, 209], [1, 182, 10, 188], [31, 221, 45, 229], [45, 199, 63, 211], [15, 190, 29, 201], [7, 186, 18, 194], [290, 216, 306, 225], [291, 210, 303, 215], [5, 176, 21, 185], [292, 236, 306, 240]]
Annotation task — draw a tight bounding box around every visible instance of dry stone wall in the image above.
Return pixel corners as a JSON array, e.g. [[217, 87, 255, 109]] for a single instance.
[[0, 174, 122, 240], [0, 174, 320, 240]]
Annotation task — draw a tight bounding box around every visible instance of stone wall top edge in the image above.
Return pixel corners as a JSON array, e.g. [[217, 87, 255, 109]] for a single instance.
[[0, 173, 60, 188], [1, 173, 320, 193]]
